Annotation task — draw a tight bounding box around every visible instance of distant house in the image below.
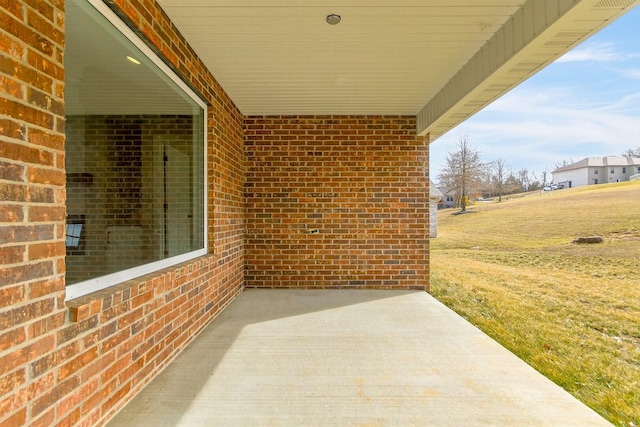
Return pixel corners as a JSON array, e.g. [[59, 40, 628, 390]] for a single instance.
[[437, 186, 457, 209], [429, 181, 444, 238], [436, 186, 484, 209], [552, 156, 640, 188]]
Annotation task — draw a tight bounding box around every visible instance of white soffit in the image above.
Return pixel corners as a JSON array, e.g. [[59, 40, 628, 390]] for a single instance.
[[418, 0, 640, 138], [156, 0, 639, 138]]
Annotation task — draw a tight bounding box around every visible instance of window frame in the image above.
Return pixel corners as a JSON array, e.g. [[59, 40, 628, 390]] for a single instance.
[[65, 0, 208, 301]]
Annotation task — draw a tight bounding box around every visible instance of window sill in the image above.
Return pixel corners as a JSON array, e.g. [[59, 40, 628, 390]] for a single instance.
[[66, 254, 215, 323]]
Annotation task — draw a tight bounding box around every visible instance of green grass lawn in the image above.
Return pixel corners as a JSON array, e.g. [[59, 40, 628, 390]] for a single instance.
[[430, 181, 640, 426]]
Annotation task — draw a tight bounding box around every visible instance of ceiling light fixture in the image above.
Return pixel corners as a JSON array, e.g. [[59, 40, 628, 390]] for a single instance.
[[326, 14, 341, 25], [126, 55, 141, 65]]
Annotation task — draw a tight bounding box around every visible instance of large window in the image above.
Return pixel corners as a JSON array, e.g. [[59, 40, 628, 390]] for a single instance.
[[65, 0, 206, 299]]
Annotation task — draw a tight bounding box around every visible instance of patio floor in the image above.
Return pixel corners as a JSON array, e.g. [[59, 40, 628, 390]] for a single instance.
[[107, 289, 610, 426]]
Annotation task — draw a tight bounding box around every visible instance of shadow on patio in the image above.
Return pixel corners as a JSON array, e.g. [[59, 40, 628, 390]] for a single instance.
[[107, 289, 609, 426]]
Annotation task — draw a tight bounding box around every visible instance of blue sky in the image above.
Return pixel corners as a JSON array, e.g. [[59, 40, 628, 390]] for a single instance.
[[429, 5, 640, 182]]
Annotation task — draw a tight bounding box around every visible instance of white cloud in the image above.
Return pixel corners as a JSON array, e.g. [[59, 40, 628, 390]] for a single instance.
[[556, 42, 628, 63], [429, 88, 640, 178], [621, 68, 640, 79]]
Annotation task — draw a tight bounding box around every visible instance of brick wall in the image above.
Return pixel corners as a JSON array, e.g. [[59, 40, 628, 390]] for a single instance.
[[244, 116, 430, 290], [0, 1, 68, 425], [0, 1, 245, 426]]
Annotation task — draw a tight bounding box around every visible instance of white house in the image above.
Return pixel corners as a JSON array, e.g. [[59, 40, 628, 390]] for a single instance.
[[429, 181, 444, 238], [552, 156, 640, 188], [437, 186, 457, 209]]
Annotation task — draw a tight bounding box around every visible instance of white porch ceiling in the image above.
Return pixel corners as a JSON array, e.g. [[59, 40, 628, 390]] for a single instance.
[[155, 0, 638, 138]]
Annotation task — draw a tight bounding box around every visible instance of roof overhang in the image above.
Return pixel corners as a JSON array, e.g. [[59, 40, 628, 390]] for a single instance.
[[154, 0, 639, 140]]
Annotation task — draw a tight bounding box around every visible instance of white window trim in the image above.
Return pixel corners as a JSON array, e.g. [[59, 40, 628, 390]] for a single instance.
[[65, 0, 208, 301]]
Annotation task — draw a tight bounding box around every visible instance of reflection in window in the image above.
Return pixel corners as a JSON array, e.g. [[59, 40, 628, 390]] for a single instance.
[[65, 214, 86, 256], [65, 0, 205, 292], [66, 224, 83, 247]]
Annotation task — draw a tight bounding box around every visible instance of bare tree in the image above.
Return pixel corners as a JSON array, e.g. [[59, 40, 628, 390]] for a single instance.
[[517, 168, 533, 192], [622, 147, 640, 158], [528, 172, 542, 191], [491, 158, 509, 202], [505, 173, 520, 192], [437, 133, 485, 212], [554, 159, 573, 169], [540, 168, 549, 187]]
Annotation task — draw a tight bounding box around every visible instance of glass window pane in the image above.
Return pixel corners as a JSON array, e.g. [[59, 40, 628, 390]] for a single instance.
[[65, 0, 205, 286]]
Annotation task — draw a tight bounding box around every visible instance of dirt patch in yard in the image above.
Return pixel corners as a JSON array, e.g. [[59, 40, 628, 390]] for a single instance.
[[607, 230, 640, 241]]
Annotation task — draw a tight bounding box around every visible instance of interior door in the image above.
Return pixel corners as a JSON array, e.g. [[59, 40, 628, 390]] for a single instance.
[[165, 144, 191, 257]]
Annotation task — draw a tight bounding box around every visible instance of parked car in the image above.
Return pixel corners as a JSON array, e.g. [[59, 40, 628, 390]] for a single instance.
[[543, 186, 552, 191]]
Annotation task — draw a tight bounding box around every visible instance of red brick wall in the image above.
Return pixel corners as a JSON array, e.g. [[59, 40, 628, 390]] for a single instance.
[[244, 116, 430, 290], [0, 1, 68, 425], [0, 0, 245, 426]]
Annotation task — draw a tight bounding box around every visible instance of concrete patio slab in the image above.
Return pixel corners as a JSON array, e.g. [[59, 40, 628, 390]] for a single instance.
[[107, 289, 610, 426]]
